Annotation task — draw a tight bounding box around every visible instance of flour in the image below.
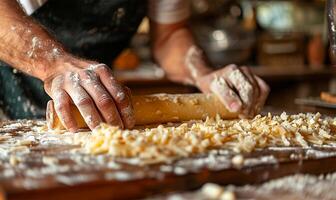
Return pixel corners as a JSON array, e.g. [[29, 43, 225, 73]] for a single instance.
[[77, 113, 336, 165], [55, 174, 97, 186], [122, 105, 134, 118], [1, 114, 336, 192], [228, 69, 253, 105], [51, 47, 61, 57], [69, 72, 80, 85], [184, 45, 203, 84], [210, 76, 241, 112], [68, 72, 89, 105], [10, 25, 16, 31], [231, 154, 244, 168], [85, 116, 93, 125], [27, 36, 41, 58], [185, 46, 201, 78], [116, 91, 126, 101], [88, 63, 106, 71], [82, 69, 99, 84]]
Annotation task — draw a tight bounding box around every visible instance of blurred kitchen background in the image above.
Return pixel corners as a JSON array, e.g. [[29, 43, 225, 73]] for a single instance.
[[113, 0, 336, 115]]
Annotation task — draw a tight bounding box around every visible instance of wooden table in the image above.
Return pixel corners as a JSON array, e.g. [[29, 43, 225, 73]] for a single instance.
[[1, 120, 336, 200], [149, 172, 336, 200]]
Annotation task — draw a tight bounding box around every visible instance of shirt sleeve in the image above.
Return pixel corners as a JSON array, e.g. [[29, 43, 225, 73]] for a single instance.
[[17, 0, 48, 15], [148, 0, 190, 24]]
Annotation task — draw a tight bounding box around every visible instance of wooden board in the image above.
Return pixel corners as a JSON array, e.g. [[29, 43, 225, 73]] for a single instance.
[[295, 97, 336, 109], [1, 120, 336, 200], [148, 172, 336, 200]]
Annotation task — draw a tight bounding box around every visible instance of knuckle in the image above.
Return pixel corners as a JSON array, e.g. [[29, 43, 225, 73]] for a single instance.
[[65, 71, 74, 78], [85, 69, 98, 78], [54, 74, 64, 81], [100, 65, 109, 70], [77, 70, 86, 77], [94, 64, 110, 73], [81, 70, 98, 84], [227, 64, 237, 69], [50, 76, 64, 91], [115, 91, 127, 102], [65, 72, 81, 86], [99, 64, 110, 72], [226, 64, 238, 72], [109, 83, 125, 95], [76, 97, 93, 107], [97, 96, 114, 109], [240, 66, 248, 72]]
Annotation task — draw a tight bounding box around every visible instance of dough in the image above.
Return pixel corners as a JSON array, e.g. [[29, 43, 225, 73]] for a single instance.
[[74, 112, 336, 164]]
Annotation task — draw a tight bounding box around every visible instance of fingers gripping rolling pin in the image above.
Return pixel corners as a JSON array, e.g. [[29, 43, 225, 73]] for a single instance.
[[46, 93, 239, 130]]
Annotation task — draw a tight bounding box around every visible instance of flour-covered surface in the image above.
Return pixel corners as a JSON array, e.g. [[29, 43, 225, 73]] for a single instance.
[[78, 113, 336, 164], [1, 118, 336, 199], [147, 173, 336, 200]]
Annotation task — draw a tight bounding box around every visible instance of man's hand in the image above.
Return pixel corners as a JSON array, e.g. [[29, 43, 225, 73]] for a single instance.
[[196, 64, 270, 118], [0, 0, 135, 132], [151, 20, 269, 118], [44, 58, 135, 132]]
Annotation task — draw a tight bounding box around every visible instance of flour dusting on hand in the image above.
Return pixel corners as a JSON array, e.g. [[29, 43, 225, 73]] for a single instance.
[[210, 76, 241, 112], [185, 46, 203, 81], [228, 69, 253, 106]]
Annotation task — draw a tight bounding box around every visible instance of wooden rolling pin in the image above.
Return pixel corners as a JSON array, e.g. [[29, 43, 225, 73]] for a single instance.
[[46, 93, 238, 130]]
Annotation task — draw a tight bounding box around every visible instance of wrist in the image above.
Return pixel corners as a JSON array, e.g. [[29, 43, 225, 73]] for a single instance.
[[152, 26, 213, 85], [184, 45, 212, 85]]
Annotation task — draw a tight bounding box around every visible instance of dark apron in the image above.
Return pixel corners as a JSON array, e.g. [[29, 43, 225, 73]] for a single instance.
[[0, 0, 146, 119]]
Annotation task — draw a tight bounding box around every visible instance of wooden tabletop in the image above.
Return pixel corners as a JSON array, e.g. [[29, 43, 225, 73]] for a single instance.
[[1, 120, 336, 200], [149, 172, 336, 200]]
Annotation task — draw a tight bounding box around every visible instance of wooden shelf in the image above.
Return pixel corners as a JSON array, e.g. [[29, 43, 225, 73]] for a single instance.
[[115, 64, 336, 86], [251, 66, 336, 82]]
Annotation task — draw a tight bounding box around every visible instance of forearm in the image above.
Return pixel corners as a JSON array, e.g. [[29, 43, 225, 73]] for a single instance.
[[0, 0, 74, 81], [151, 21, 212, 85], [152, 21, 269, 117]]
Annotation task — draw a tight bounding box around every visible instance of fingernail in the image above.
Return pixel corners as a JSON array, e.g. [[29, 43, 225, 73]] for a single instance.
[[229, 102, 241, 112]]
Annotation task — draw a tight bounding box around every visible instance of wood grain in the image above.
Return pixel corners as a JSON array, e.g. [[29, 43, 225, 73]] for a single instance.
[[1, 121, 336, 200]]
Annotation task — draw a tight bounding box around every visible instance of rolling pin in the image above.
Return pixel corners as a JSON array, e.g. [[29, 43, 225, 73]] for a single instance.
[[46, 93, 238, 130]]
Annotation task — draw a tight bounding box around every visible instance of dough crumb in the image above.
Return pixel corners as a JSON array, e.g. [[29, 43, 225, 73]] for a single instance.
[[74, 113, 336, 164]]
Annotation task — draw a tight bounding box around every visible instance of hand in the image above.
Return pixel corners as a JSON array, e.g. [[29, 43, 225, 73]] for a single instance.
[[196, 64, 270, 118], [44, 57, 135, 132]]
